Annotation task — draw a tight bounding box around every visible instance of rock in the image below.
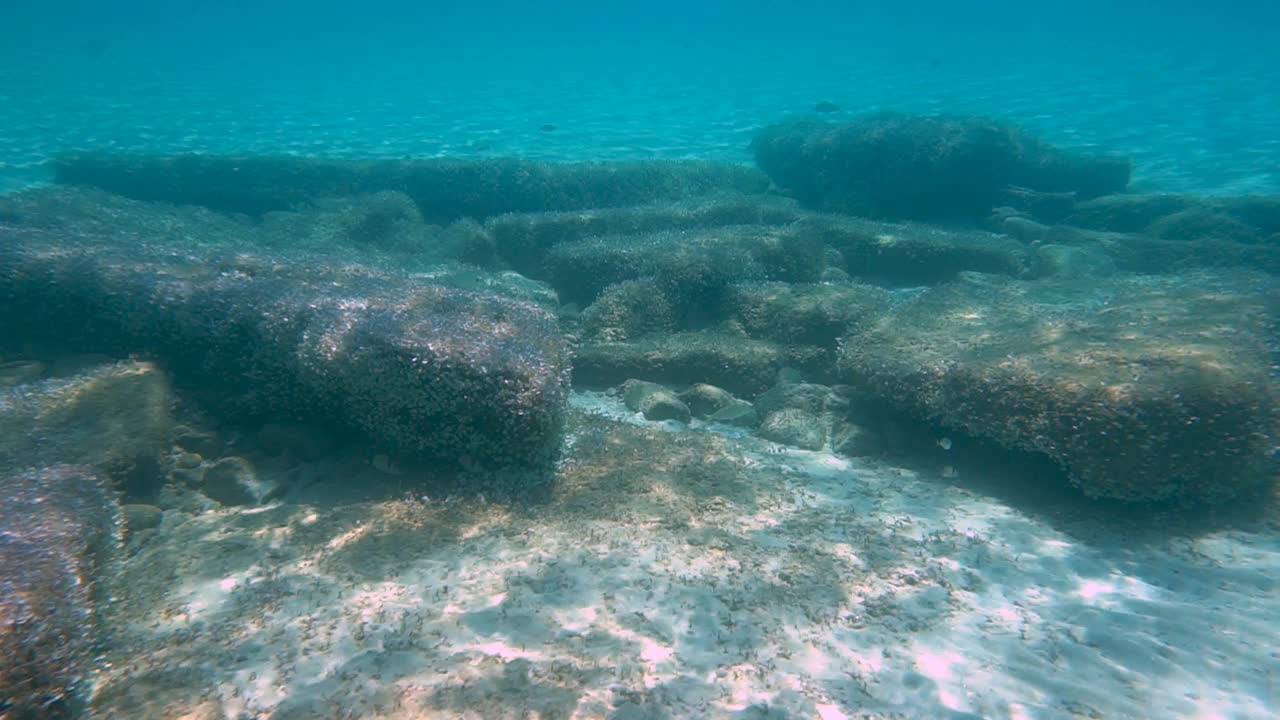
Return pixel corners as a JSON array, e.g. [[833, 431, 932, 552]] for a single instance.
[[0, 361, 170, 498], [707, 401, 759, 428], [123, 503, 163, 535], [170, 425, 223, 459], [485, 193, 799, 277], [0, 216, 570, 479], [544, 225, 823, 308], [753, 114, 1129, 223], [620, 380, 692, 423], [838, 270, 1280, 503], [0, 465, 122, 718], [202, 456, 278, 506], [1065, 193, 1196, 233], [580, 279, 677, 343], [996, 186, 1078, 224], [796, 214, 1029, 286], [754, 382, 848, 417], [173, 451, 204, 470], [758, 409, 827, 450], [728, 281, 892, 348], [678, 384, 739, 418], [53, 153, 769, 222], [1146, 208, 1263, 244], [574, 332, 825, 398]]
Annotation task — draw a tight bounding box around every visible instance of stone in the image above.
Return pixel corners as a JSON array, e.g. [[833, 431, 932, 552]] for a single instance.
[[202, 456, 277, 506], [123, 503, 163, 535], [795, 214, 1029, 286], [838, 270, 1280, 503], [707, 401, 760, 428], [52, 153, 770, 222], [754, 382, 848, 417], [0, 465, 122, 718], [753, 114, 1129, 223], [544, 225, 823, 308], [758, 409, 827, 450], [580, 279, 677, 343], [170, 425, 223, 459], [620, 380, 692, 423], [728, 281, 892, 348], [574, 332, 825, 398], [678, 383, 739, 418], [173, 451, 204, 470], [0, 361, 170, 498], [1030, 244, 1117, 279], [0, 216, 570, 478], [485, 193, 799, 277]]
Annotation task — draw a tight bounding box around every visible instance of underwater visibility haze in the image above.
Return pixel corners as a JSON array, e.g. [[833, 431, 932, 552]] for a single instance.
[[1, 2, 1278, 719]]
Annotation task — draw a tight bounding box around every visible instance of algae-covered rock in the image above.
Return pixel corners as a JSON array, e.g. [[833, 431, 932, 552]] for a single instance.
[[795, 215, 1029, 286], [53, 153, 769, 221], [0, 465, 122, 718], [678, 383, 740, 418], [485, 193, 799, 276], [580, 278, 677, 343], [758, 409, 827, 450], [574, 332, 817, 398], [753, 114, 1129, 223], [839, 271, 1280, 503], [620, 379, 692, 423], [0, 361, 170, 498], [0, 224, 570, 479], [1065, 193, 1280, 239], [545, 225, 824, 308], [728, 281, 892, 347]]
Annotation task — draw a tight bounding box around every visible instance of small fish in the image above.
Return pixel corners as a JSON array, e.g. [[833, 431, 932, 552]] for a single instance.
[[539, 124, 558, 133], [813, 100, 841, 113], [937, 437, 953, 451]]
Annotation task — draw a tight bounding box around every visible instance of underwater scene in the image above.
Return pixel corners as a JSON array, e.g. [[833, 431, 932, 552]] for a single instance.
[[2, 2, 1278, 718]]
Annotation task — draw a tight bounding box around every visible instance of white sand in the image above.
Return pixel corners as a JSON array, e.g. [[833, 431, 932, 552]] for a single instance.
[[95, 391, 1280, 719]]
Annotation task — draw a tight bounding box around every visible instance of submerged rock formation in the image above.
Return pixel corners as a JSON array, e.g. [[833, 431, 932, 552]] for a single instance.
[[52, 153, 769, 222], [0, 465, 123, 719], [0, 214, 570, 480], [753, 113, 1130, 223], [839, 271, 1279, 503]]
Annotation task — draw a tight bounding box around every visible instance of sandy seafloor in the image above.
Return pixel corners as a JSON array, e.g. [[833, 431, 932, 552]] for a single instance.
[[95, 391, 1280, 720]]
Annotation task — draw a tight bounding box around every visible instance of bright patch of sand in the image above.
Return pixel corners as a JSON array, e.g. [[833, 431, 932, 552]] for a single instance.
[[95, 391, 1280, 719]]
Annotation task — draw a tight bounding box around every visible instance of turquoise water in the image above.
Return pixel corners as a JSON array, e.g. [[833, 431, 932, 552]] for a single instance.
[[2, 2, 1278, 194]]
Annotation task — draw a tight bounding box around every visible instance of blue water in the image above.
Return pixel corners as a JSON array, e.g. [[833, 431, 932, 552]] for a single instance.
[[2, 2, 1278, 194]]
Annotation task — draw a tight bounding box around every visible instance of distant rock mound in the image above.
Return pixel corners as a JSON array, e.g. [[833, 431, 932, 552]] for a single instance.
[[752, 113, 1130, 223], [0, 465, 123, 718]]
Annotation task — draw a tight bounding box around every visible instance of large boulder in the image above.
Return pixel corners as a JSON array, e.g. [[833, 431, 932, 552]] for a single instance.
[[795, 215, 1030, 286], [52, 153, 769, 222], [544, 225, 825, 308], [485, 194, 800, 277], [0, 465, 123, 718], [0, 225, 570, 478], [0, 361, 171, 499], [839, 271, 1279, 504], [753, 114, 1130, 223], [1064, 193, 1280, 241]]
